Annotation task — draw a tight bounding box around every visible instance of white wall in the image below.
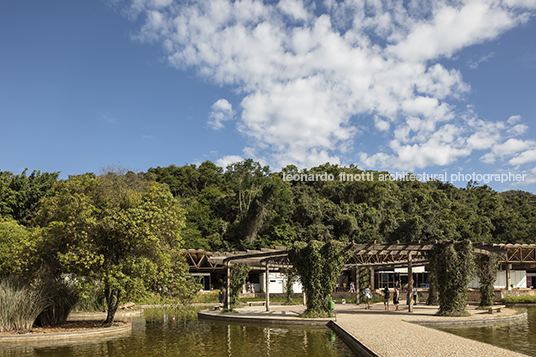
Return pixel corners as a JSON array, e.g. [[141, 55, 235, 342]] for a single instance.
[[468, 270, 526, 289], [260, 272, 303, 293]]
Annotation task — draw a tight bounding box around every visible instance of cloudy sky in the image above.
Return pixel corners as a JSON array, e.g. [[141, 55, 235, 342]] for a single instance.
[[1, 0, 535, 192]]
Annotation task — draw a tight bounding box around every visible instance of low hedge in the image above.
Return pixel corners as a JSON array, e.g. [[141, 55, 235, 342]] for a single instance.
[[502, 295, 536, 304]]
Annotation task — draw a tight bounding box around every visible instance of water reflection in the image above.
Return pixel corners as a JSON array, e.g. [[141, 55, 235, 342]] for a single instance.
[[437, 307, 536, 356], [0, 308, 354, 357]]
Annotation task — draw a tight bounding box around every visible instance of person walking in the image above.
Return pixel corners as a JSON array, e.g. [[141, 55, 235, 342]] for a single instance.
[[393, 287, 399, 311], [383, 286, 390, 310], [349, 282, 355, 293], [365, 284, 372, 309]]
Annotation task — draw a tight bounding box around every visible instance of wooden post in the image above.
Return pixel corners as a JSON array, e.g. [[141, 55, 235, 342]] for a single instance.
[[356, 266, 360, 304], [370, 268, 375, 290], [265, 262, 270, 311], [506, 263, 512, 291], [226, 261, 230, 310], [408, 253, 413, 313]]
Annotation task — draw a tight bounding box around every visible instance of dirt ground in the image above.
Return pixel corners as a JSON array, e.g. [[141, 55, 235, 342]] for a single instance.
[[0, 320, 128, 335]]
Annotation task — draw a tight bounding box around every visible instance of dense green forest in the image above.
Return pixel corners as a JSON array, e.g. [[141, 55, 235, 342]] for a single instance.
[[3, 161, 534, 324], [2, 160, 535, 254]]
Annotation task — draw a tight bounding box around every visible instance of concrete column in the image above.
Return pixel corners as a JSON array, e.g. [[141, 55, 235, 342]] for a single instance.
[[265, 262, 270, 311], [302, 291, 306, 306], [408, 253, 414, 313], [226, 261, 230, 310]]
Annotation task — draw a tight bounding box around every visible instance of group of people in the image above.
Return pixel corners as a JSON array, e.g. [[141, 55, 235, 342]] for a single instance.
[[335, 282, 357, 292], [246, 281, 255, 293], [364, 280, 418, 311]]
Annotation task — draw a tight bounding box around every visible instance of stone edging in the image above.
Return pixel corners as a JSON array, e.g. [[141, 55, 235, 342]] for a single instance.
[[68, 310, 143, 319], [408, 312, 528, 327], [327, 321, 378, 357], [0, 322, 132, 343], [197, 309, 332, 326]]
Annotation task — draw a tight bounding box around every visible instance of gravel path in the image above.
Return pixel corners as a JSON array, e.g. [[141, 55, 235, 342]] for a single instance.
[[334, 302, 528, 356]]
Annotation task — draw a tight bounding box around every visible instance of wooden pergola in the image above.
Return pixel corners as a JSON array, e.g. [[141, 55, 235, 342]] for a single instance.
[[182, 242, 536, 312]]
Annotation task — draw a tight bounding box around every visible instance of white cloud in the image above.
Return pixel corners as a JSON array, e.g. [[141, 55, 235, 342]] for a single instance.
[[510, 149, 536, 165], [507, 115, 522, 124], [468, 52, 495, 69], [123, 0, 536, 171], [216, 155, 244, 169], [508, 124, 529, 135], [208, 99, 235, 130]]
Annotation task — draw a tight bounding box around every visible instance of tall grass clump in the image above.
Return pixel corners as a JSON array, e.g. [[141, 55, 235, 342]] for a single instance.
[[143, 302, 199, 323], [0, 277, 47, 332], [35, 277, 79, 326]]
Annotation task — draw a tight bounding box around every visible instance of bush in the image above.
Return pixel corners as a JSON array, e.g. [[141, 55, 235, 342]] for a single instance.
[[36, 277, 79, 326], [192, 291, 219, 303], [0, 277, 47, 332], [502, 295, 536, 304], [73, 284, 106, 312]]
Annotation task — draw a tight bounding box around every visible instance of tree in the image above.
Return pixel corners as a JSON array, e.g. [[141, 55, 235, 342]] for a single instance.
[[0, 218, 31, 276], [36, 172, 194, 324], [0, 169, 59, 225]]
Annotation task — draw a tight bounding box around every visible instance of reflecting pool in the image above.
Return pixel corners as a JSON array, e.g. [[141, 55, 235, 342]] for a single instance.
[[0, 308, 355, 357], [437, 307, 536, 356]]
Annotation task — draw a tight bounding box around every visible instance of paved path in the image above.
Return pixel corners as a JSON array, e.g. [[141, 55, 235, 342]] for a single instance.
[[199, 302, 529, 356]]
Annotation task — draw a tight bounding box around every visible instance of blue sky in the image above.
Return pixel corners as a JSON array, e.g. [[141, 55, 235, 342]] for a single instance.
[[1, 0, 535, 194]]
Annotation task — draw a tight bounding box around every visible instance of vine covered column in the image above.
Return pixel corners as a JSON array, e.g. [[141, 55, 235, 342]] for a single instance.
[[476, 253, 501, 307], [429, 241, 475, 317], [289, 240, 348, 317]]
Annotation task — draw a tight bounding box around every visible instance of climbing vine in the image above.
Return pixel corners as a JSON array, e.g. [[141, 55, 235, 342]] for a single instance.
[[358, 268, 370, 304], [426, 251, 439, 305], [429, 241, 475, 316], [475, 253, 501, 307], [228, 264, 250, 307], [289, 240, 349, 317], [280, 267, 298, 303]]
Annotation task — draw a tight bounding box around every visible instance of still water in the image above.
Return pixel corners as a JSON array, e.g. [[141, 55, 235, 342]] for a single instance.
[[0, 308, 355, 357], [437, 306, 536, 356]]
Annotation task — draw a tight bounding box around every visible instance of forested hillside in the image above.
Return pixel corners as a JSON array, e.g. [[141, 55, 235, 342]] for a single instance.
[[2, 160, 536, 253]]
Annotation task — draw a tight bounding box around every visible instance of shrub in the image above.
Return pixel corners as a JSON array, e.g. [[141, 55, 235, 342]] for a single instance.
[[502, 295, 536, 304], [0, 277, 47, 332], [36, 277, 79, 326]]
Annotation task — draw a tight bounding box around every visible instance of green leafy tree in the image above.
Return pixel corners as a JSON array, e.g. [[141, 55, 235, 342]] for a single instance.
[[0, 169, 59, 225], [35, 172, 194, 324], [0, 218, 31, 276]]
